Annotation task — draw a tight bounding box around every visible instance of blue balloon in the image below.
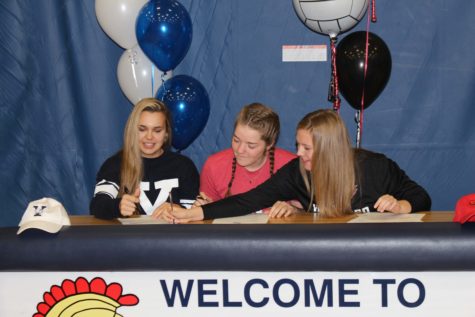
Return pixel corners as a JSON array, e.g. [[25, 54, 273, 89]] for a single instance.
[[136, 0, 192, 72], [156, 75, 210, 150]]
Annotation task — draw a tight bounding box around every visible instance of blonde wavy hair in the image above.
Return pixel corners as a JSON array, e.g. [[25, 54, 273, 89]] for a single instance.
[[297, 109, 355, 217], [119, 98, 172, 196]]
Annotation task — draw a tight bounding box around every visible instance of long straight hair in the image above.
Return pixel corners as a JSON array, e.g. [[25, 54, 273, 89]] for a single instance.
[[226, 103, 280, 196], [119, 98, 172, 196], [297, 109, 355, 217]]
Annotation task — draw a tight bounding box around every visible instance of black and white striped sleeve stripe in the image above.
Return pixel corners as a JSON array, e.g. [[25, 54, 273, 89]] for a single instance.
[[94, 179, 119, 199]]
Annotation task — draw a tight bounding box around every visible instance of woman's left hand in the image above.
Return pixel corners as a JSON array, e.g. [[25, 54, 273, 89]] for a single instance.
[[269, 201, 300, 218], [192, 192, 213, 207], [151, 202, 181, 219], [151, 203, 205, 223], [374, 195, 412, 213]]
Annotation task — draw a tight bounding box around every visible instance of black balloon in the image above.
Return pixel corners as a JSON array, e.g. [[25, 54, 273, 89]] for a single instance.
[[336, 31, 392, 110]]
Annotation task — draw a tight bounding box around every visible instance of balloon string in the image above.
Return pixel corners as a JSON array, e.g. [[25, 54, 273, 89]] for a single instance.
[[355, 110, 362, 148], [151, 64, 155, 97], [159, 72, 167, 102], [371, 0, 377, 22], [330, 37, 341, 112], [357, 2, 373, 148]]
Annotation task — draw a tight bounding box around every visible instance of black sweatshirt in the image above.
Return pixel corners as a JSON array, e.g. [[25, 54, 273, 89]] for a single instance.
[[90, 150, 199, 219], [202, 149, 431, 219]]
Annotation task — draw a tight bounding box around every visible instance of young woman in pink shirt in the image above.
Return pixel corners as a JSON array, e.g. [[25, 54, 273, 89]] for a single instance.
[[194, 103, 298, 214]]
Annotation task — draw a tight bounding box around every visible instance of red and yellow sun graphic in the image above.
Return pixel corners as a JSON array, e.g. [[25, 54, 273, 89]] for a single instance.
[[33, 277, 139, 317]]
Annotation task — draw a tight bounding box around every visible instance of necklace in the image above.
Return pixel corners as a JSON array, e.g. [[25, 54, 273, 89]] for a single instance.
[[241, 163, 267, 185]]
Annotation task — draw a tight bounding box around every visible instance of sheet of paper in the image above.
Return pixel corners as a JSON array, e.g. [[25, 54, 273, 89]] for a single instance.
[[348, 212, 424, 223], [213, 213, 269, 224], [118, 215, 168, 225]]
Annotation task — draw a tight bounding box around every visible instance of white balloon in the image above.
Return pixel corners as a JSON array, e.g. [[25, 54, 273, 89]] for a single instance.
[[117, 45, 172, 104], [95, 0, 148, 49], [292, 0, 368, 38]]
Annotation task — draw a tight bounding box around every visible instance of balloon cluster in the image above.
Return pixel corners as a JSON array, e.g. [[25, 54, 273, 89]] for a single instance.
[[96, 0, 210, 150], [292, 0, 390, 147], [292, 0, 370, 112]]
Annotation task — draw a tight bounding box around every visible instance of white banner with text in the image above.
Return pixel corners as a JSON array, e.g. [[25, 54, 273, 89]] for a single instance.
[[0, 271, 471, 316]]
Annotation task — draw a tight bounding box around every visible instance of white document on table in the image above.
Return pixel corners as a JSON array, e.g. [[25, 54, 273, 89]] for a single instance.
[[213, 213, 269, 224], [118, 215, 168, 225], [348, 212, 424, 223]]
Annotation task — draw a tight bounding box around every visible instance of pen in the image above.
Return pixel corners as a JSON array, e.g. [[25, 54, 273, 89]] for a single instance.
[[169, 191, 175, 224], [196, 193, 209, 202], [125, 187, 142, 215], [168, 191, 174, 211], [135, 200, 145, 215]]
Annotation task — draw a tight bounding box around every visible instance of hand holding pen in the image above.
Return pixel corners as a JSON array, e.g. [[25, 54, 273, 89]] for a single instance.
[[151, 190, 176, 219], [120, 187, 142, 217], [193, 191, 213, 207]]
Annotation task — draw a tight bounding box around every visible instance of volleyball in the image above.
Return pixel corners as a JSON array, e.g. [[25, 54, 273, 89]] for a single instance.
[[292, 0, 369, 38]]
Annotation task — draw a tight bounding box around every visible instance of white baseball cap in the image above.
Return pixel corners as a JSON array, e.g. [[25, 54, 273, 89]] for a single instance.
[[17, 198, 71, 235]]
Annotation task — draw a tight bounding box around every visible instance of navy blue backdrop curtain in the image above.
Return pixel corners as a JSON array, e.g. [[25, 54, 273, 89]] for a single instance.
[[0, 0, 474, 226]]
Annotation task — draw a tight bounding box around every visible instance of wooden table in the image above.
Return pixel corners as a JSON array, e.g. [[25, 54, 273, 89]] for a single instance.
[[70, 211, 454, 225]]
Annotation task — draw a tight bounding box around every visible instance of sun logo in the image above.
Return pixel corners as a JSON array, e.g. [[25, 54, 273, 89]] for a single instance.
[[32, 277, 139, 317]]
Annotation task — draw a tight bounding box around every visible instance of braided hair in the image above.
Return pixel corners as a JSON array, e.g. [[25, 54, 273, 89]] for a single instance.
[[225, 103, 280, 197]]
